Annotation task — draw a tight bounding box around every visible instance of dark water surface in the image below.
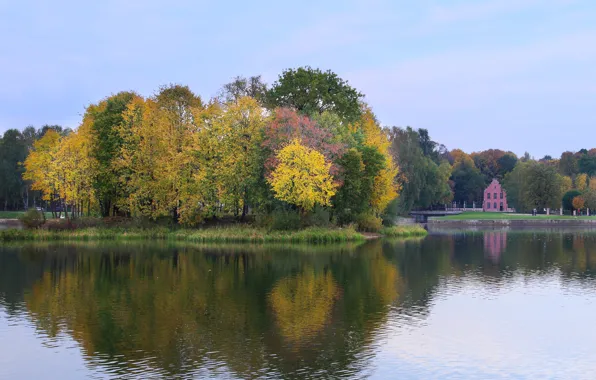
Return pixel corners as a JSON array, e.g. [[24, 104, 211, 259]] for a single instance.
[[2, 231, 596, 379]]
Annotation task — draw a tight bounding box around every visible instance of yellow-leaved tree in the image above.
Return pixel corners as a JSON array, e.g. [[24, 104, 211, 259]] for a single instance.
[[23, 130, 61, 211], [53, 128, 97, 217], [350, 106, 400, 213], [210, 96, 267, 219], [576, 173, 588, 191], [268, 139, 337, 212]]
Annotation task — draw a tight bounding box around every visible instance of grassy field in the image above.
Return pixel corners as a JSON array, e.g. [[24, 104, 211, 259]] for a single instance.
[[433, 211, 596, 221]]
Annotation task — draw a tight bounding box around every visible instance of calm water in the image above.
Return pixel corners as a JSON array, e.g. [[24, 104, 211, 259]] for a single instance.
[[2, 230, 596, 379]]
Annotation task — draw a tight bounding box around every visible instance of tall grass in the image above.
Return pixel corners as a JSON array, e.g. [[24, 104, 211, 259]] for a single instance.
[[0, 226, 366, 244], [380, 225, 428, 237]]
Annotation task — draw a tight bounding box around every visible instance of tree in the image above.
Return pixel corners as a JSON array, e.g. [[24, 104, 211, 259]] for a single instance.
[[266, 67, 363, 123], [523, 162, 564, 210], [563, 190, 582, 211], [559, 151, 578, 176], [23, 130, 61, 215], [575, 173, 588, 191], [88, 91, 138, 216], [219, 76, 267, 104], [561, 176, 573, 193], [497, 153, 518, 177], [262, 107, 345, 175], [450, 149, 485, 204], [389, 127, 451, 213], [350, 107, 399, 213], [0, 129, 27, 210], [268, 140, 337, 212], [572, 196, 585, 212], [578, 154, 596, 176]]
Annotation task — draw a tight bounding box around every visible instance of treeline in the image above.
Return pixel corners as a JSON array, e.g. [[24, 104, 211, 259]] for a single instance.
[[1, 66, 594, 222]]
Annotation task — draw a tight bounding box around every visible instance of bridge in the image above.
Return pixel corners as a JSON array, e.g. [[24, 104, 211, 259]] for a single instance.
[[409, 211, 462, 223]]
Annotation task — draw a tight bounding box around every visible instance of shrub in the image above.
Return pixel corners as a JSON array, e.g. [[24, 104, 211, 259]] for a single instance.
[[355, 213, 383, 232], [270, 210, 301, 231], [19, 209, 46, 229], [302, 206, 331, 228]]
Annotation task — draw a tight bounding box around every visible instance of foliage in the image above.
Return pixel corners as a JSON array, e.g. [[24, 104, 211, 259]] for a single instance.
[[575, 173, 588, 191], [389, 127, 452, 213], [559, 151, 578, 176], [563, 190, 582, 211], [572, 196, 585, 211], [355, 212, 383, 232], [268, 140, 337, 212], [450, 149, 485, 204], [301, 206, 331, 228], [269, 210, 302, 231], [506, 162, 564, 211], [219, 75, 267, 104], [266, 66, 363, 123], [19, 209, 46, 229]]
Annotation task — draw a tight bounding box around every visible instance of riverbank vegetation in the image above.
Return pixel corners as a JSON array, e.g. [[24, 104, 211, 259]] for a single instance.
[[0, 224, 426, 243], [4, 66, 596, 223]]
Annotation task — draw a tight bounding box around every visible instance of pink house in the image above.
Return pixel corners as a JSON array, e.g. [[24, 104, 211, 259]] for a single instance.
[[483, 179, 508, 212]]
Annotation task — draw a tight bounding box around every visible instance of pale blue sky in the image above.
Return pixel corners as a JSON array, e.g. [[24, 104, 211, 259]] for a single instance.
[[1, 0, 594, 157]]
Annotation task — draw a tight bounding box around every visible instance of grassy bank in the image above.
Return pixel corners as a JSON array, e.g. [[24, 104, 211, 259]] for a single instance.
[[0, 226, 367, 244], [380, 225, 428, 237], [0, 224, 428, 243], [432, 212, 596, 221]]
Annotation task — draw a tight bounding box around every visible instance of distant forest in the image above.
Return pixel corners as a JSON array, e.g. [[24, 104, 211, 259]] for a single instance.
[[1, 67, 594, 223]]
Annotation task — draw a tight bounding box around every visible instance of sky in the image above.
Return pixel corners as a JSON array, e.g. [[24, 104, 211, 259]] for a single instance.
[[0, 0, 594, 158]]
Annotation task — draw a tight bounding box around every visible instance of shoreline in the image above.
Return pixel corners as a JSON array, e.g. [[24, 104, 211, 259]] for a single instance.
[[0, 225, 427, 243], [429, 219, 596, 227]]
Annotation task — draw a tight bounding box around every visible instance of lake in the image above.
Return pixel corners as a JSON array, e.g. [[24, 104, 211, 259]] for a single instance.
[[2, 230, 596, 379]]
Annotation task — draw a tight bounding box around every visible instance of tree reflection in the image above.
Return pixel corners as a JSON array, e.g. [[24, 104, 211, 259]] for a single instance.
[[2, 233, 596, 377]]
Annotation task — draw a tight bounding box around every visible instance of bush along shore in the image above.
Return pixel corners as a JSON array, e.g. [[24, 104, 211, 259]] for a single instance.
[[0, 224, 427, 243]]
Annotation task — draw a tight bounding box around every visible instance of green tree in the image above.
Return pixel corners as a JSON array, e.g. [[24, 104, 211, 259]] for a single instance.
[[388, 127, 452, 213], [266, 67, 363, 123], [88, 91, 138, 216], [559, 151, 578, 176], [219, 75, 268, 104], [523, 162, 564, 210]]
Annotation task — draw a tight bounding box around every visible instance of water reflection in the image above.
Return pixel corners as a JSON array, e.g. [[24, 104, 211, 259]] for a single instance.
[[1, 232, 596, 378]]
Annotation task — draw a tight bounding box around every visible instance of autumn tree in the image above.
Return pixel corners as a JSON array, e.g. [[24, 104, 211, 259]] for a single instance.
[[207, 96, 268, 219], [23, 130, 61, 216], [266, 67, 363, 123], [268, 140, 337, 213], [350, 107, 399, 213], [572, 196, 585, 213], [575, 173, 588, 191]]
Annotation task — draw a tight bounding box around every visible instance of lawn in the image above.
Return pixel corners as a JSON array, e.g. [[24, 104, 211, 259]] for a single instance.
[[433, 211, 596, 221]]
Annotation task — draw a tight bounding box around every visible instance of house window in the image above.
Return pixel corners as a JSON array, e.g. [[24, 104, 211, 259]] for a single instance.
[[494, 202, 497, 209], [500, 202, 503, 209], [487, 203, 491, 209], [500, 192, 503, 199], [494, 193, 497, 199], [487, 193, 491, 199]]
